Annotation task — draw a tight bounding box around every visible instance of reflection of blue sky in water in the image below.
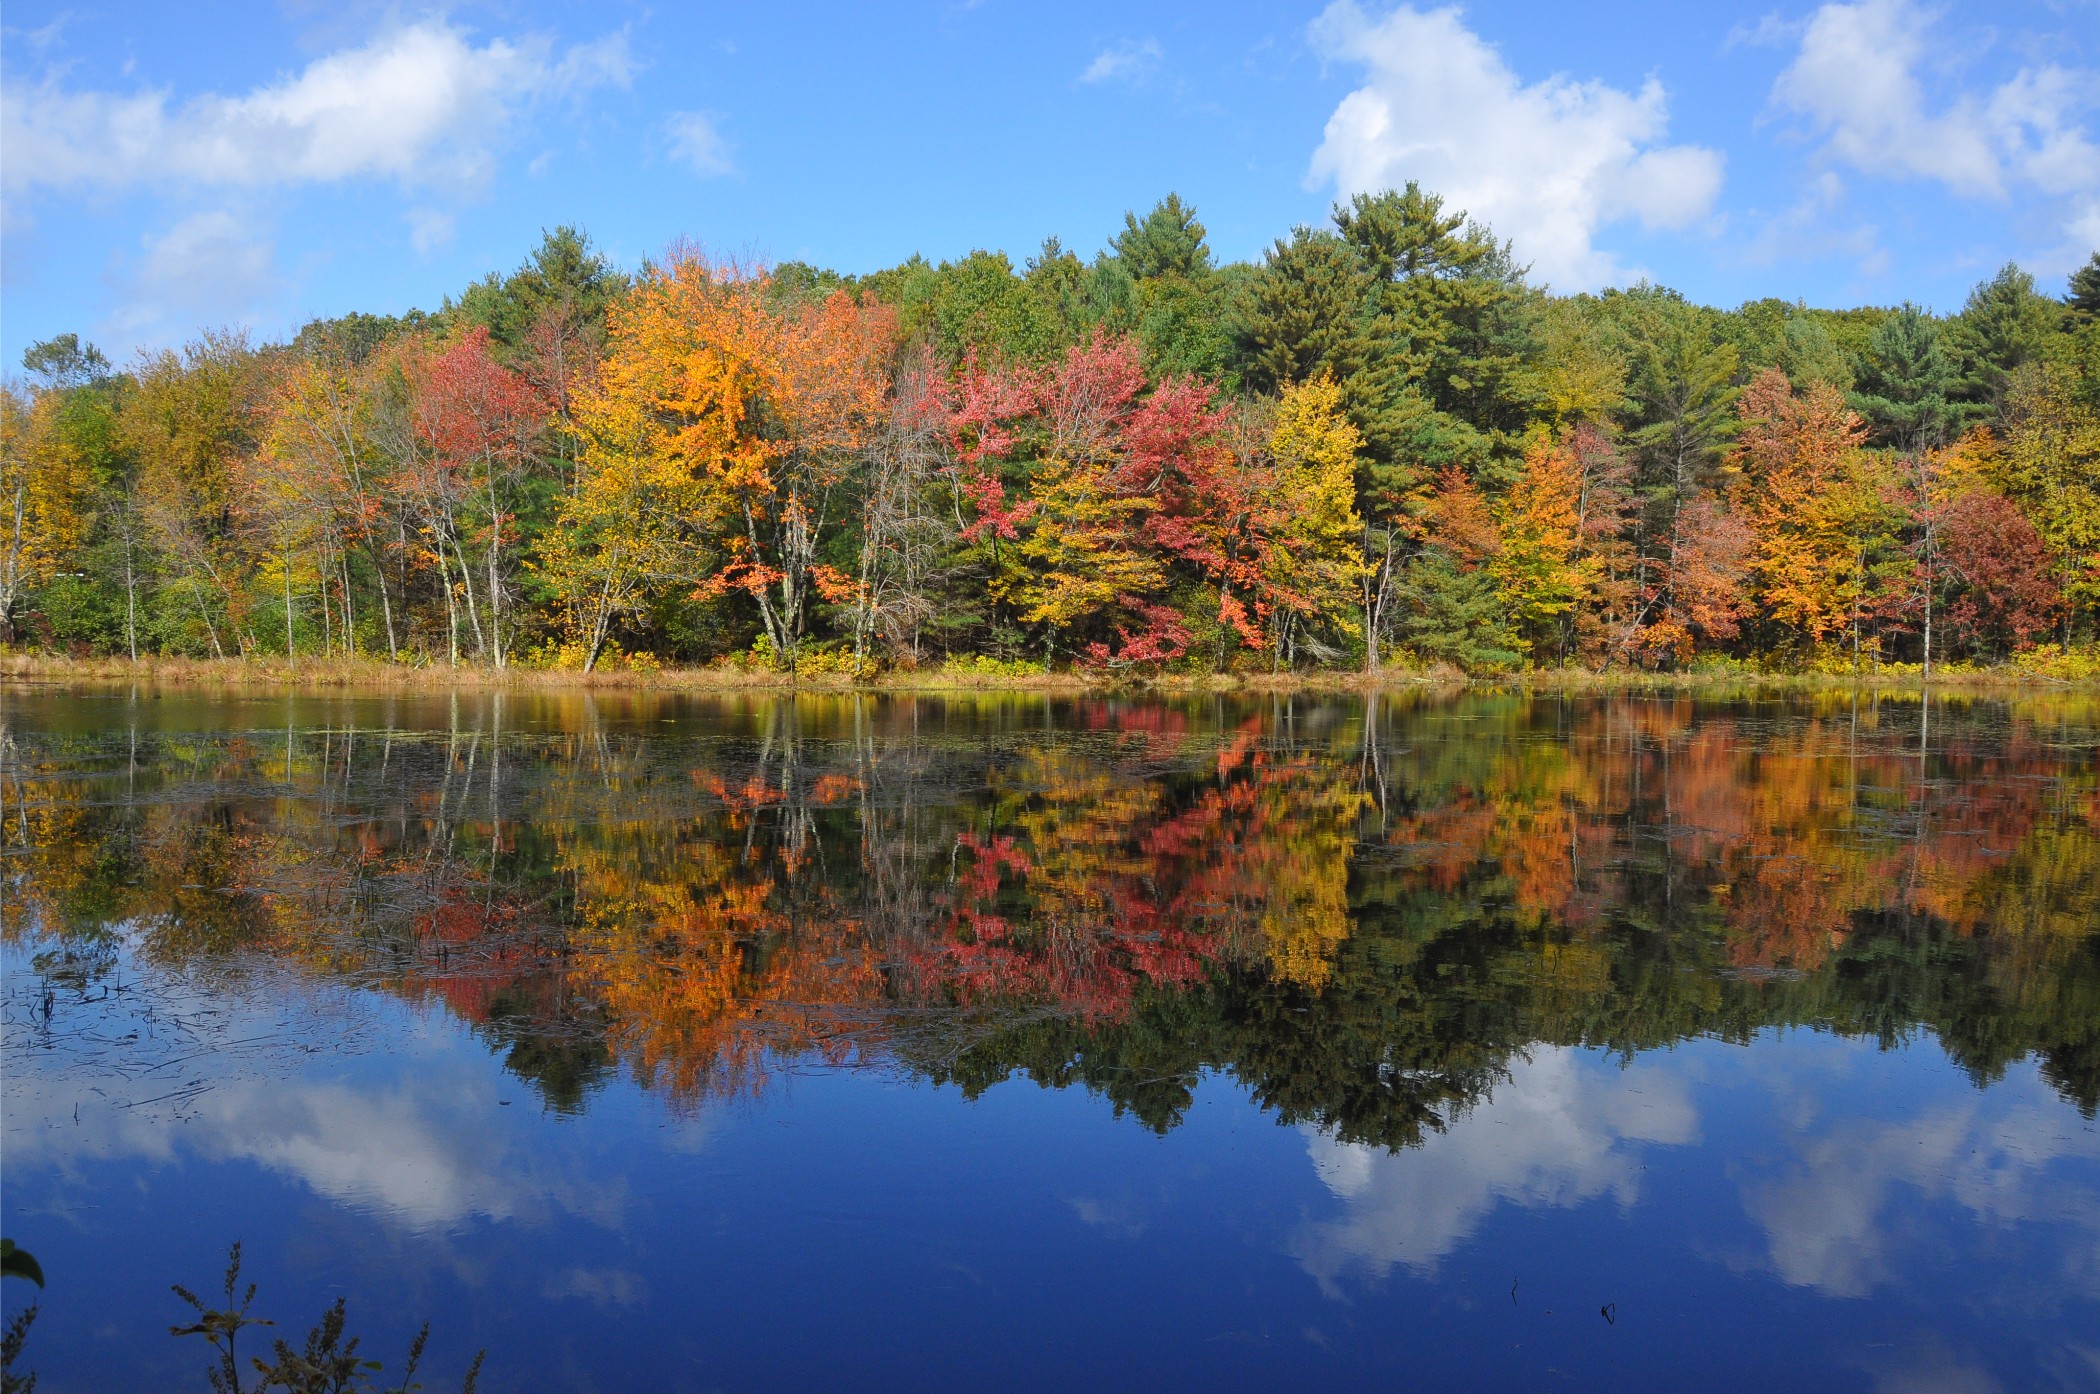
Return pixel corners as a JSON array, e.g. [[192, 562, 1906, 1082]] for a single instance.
[[5, 945, 666, 1235], [1293, 1046, 1699, 1287], [10, 951, 2100, 1393], [1734, 1054, 2100, 1301], [1289, 1028, 2100, 1388]]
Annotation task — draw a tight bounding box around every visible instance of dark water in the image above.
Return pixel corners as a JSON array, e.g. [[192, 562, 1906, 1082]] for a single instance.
[[3, 686, 2098, 1393]]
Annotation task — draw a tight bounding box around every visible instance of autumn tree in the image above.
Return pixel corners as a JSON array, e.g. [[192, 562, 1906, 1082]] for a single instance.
[[121, 332, 268, 657], [1731, 369, 1877, 658], [1492, 435, 1598, 659], [1997, 362, 2100, 637], [574, 249, 895, 669]]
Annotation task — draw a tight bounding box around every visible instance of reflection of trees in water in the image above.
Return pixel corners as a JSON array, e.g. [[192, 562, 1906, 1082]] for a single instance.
[[4, 690, 2097, 1134]]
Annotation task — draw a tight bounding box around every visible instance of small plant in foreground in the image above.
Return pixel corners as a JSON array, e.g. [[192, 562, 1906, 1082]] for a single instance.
[[2, 1238, 44, 1394], [174, 1243, 483, 1394]]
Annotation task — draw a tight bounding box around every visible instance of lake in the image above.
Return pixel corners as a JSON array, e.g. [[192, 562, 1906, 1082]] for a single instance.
[[3, 686, 2097, 1393]]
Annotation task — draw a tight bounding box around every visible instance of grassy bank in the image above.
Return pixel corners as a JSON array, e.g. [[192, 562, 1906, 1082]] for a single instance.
[[5, 652, 2094, 696]]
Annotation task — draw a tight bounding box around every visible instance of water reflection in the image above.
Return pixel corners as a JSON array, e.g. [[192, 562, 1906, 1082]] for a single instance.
[[4, 957, 629, 1234], [1293, 1046, 1698, 1288], [8, 688, 2094, 1131], [4, 687, 2098, 1390], [1735, 1061, 2100, 1300]]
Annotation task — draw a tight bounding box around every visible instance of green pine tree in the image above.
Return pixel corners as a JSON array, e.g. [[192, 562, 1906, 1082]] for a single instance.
[[1851, 303, 1963, 450]]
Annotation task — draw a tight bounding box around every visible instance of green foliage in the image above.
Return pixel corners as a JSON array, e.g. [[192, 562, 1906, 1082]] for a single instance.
[[450, 225, 626, 358], [1393, 550, 1523, 671], [941, 652, 1047, 678], [1851, 303, 1963, 450], [21, 333, 110, 390], [1108, 192, 1213, 281], [0, 1243, 41, 1289], [2, 1303, 34, 1394], [15, 201, 2099, 674], [1236, 227, 1371, 393], [171, 1242, 272, 1394], [1953, 262, 2060, 405], [2067, 253, 2100, 326]]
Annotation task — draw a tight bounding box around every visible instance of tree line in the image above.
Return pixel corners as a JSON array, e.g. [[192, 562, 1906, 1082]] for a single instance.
[[5, 189, 2098, 675]]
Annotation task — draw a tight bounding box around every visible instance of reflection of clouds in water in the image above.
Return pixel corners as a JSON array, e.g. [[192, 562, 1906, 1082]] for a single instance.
[[1863, 1335, 2007, 1394], [1739, 1093, 2100, 1299], [1066, 1195, 1146, 1238], [7, 997, 628, 1234], [545, 1266, 647, 1309], [1291, 1047, 1696, 1289]]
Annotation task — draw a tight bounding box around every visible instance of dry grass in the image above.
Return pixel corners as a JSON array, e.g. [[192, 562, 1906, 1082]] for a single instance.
[[3, 652, 2090, 697]]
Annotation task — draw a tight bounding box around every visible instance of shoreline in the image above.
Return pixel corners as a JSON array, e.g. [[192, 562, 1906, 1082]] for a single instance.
[[4, 653, 2093, 696]]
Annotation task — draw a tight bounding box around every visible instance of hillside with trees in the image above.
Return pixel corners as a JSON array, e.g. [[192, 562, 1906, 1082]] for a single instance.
[[6, 192, 2098, 678]]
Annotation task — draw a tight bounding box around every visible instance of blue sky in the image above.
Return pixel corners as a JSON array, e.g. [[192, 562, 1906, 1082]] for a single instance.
[[3, 0, 2096, 365]]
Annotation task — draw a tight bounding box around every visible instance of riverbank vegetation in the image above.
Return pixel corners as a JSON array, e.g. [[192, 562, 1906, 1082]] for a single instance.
[[5, 191, 2098, 679]]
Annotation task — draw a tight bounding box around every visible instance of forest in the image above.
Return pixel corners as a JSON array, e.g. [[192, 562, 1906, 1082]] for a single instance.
[[5, 185, 2099, 678]]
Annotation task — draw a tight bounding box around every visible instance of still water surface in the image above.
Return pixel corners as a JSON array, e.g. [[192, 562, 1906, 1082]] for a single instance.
[[3, 686, 2097, 1392]]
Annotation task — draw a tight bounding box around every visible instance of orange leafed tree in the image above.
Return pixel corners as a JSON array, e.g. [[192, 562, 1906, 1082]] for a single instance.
[[1492, 434, 1601, 658], [580, 248, 896, 667], [1730, 368, 1871, 652]]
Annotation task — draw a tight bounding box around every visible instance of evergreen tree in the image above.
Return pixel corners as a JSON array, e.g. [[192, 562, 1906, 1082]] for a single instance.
[[1612, 289, 1741, 596], [452, 225, 625, 356], [1952, 263, 2058, 408], [1778, 313, 1852, 390], [1093, 194, 1233, 381], [2067, 252, 2100, 325], [22, 333, 112, 390], [1109, 192, 1213, 281], [1393, 551, 1523, 671], [1024, 236, 1095, 349], [1851, 303, 1963, 450], [1235, 227, 1370, 391], [1336, 184, 1540, 489]]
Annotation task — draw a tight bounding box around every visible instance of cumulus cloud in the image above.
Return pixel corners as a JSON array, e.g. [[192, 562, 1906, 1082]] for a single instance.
[[1290, 1047, 1698, 1289], [1738, 1094, 2100, 1299], [1306, 2, 1724, 290], [7, 970, 625, 1234], [93, 210, 283, 347], [0, 20, 633, 197], [1772, 0, 2100, 265], [664, 111, 735, 177], [1080, 39, 1163, 86]]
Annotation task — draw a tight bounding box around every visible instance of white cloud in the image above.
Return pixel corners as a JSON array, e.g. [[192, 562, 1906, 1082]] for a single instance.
[[5, 965, 626, 1234], [407, 207, 457, 255], [1080, 39, 1163, 86], [1738, 1094, 2100, 1299], [1, 20, 632, 198], [664, 111, 735, 177], [1289, 1047, 1698, 1289], [1306, 2, 1724, 291], [1772, 0, 2100, 265], [100, 210, 281, 346], [1742, 168, 1887, 276]]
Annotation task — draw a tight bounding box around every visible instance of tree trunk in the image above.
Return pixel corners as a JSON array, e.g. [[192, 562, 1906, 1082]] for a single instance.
[[484, 454, 506, 668], [122, 523, 139, 662], [284, 547, 297, 666]]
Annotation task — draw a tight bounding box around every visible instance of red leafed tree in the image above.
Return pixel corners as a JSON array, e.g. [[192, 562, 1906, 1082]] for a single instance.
[[965, 334, 1190, 666], [1937, 489, 2063, 656], [412, 328, 550, 668], [1636, 495, 1752, 664]]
